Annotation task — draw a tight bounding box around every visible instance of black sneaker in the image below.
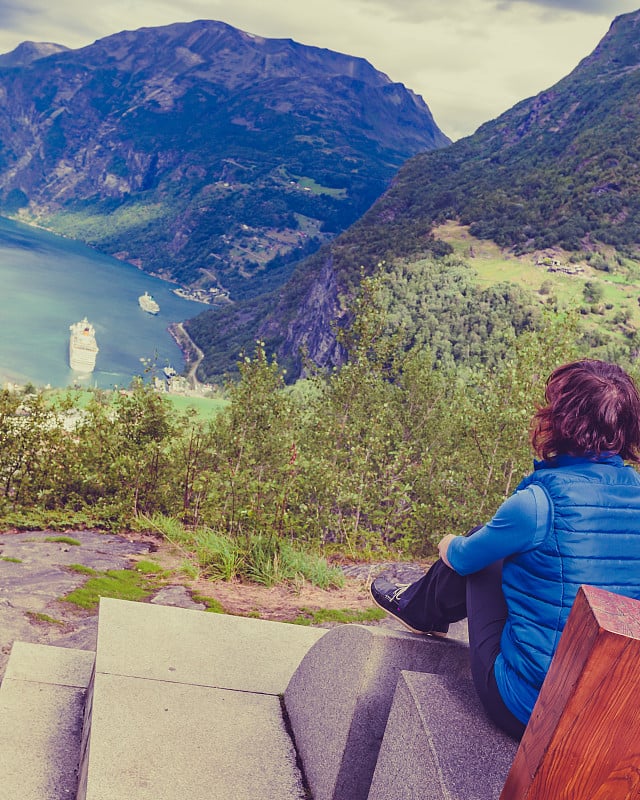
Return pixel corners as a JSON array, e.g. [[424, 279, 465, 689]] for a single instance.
[[370, 576, 446, 636]]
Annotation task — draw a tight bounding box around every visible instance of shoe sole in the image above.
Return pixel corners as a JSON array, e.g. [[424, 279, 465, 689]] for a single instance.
[[371, 594, 447, 637]]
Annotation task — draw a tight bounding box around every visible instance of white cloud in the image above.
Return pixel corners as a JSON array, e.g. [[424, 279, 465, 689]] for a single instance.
[[0, 0, 634, 139], [497, 0, 638, 13]]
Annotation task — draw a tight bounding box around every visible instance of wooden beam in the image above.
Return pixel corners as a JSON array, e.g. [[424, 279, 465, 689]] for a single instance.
[[500, 584, 640, 800]]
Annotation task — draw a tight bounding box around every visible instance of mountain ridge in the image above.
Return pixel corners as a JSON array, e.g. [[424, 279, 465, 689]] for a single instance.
[[185, 8, 640, 380], [0, 41, 70, 67], [0, 20, 449, 301]]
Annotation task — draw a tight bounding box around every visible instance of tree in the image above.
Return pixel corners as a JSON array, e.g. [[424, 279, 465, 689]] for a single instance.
[[583, 280, 604, 303]]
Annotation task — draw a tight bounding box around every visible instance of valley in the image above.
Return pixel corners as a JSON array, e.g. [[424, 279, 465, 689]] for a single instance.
[[2, 9, 640, 584], [3, 11, 640, 386]]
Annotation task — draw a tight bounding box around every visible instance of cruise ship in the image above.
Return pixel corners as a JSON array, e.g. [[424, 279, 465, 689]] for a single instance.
[[69, 318, 99, 373], [138, 292, 160, 314]]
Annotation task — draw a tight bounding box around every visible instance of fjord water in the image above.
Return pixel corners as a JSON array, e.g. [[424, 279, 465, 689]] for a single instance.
[[0, 216, 207, 388]]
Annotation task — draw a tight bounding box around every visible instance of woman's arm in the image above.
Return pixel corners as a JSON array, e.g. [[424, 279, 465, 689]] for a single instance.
[[440, 485, 550, 576]]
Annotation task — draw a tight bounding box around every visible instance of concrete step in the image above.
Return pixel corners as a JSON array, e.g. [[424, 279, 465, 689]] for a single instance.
[[77, 598, 327, 800], [0, 642, 95, 800], [0, 600, 507, 800], [368, 670, 519, 800], [284, 622, 472, 800], [90, 596, 326, 694]]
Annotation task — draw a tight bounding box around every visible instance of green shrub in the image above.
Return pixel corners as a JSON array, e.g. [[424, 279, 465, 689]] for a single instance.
[[0, 293, 583, 563]]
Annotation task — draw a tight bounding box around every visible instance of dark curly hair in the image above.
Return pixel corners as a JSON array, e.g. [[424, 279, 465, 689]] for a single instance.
[[530, 360, 640, 464]]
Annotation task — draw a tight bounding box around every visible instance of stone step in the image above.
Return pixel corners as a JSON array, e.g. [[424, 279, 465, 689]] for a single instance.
[[0, 641, 95, 800], [284, 621, 471, 800], [368, 670, 519, 800], [90, 596, 326, 694], [77, 598, 327, 800]]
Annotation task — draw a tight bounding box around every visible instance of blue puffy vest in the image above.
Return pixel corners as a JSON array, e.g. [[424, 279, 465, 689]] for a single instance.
[[494, 454, 640, 724]]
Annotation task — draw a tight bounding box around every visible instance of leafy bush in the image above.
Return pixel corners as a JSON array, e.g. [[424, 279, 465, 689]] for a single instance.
[[0, 287, 587, 562]]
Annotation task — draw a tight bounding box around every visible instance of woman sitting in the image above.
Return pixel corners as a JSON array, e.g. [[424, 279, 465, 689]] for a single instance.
[[371, 359, 640, 739]]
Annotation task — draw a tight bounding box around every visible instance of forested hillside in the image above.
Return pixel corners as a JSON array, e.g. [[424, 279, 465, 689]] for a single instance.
[[186, 9, 640, 380], [187, 254, 546, 381], [375, 10, 640, 254]]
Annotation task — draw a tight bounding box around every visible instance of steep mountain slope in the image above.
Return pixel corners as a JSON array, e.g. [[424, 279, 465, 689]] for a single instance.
[[186, 8, 640, 379], [376, 8, 640, 254], [0, 20, 449, 300]]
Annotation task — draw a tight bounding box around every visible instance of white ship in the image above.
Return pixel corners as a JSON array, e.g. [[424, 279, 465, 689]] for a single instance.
[[138, 292, 160, 314], [69, 318, 99, 373]]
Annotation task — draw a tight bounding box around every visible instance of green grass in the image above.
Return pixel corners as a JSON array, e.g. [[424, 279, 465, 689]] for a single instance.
[[162, 393, 228, 419], [0, 556, 22, 563], [44, 535, 81, 546], [44, 387, 229, 420], [135, 512, 188, 541], [43, 387, 94, 409], [294, 176, 347, 198], [139, 515, 345, 589], [180, 561, 200, 579], [133, 559, 168, 576], [26, 611, 65, 626], [46, 389, 229, 420], [291, 606, 386, 626], [60, 568, 161, 610], [67, 564, 98, 575], [433, 220, 640, 345], [190, 592, 226, 613]]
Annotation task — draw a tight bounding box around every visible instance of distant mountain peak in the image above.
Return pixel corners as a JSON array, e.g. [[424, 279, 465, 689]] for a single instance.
[[79, 19, 411, 94], [0, 41, 69, 67], [0, 19, 449, 305], [565, 8, 640, 80]]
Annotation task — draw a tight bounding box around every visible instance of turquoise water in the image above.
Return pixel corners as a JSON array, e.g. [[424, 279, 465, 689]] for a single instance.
[[0, 217, 208, 388]]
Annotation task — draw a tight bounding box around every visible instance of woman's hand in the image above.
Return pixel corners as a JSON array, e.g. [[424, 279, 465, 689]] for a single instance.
[[438, 533, 457, 568]]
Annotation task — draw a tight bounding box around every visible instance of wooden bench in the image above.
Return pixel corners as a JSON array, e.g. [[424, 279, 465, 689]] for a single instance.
[[500, 584, 640, 800]]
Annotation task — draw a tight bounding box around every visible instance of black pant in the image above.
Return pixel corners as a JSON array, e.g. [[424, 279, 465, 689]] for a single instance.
[[398, 549, 526, 740]]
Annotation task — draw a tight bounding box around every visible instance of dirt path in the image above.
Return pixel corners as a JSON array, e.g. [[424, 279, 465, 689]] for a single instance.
[[0, 528, 430, 682]]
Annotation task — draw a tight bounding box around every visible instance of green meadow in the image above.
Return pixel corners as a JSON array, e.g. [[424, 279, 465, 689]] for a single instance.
[[434, 221, 640, 346], [45, 387, 228, 419]]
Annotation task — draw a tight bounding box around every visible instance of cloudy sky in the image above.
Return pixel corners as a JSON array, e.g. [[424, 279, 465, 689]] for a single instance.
[[0, 0, 638, 140]]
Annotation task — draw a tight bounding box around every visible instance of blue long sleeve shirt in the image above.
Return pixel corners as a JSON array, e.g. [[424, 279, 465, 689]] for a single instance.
[[446, 486, 551, 575]]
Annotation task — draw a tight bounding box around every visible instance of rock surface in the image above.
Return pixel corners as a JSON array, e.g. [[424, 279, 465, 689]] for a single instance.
[[0, 530, 206, 681]]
